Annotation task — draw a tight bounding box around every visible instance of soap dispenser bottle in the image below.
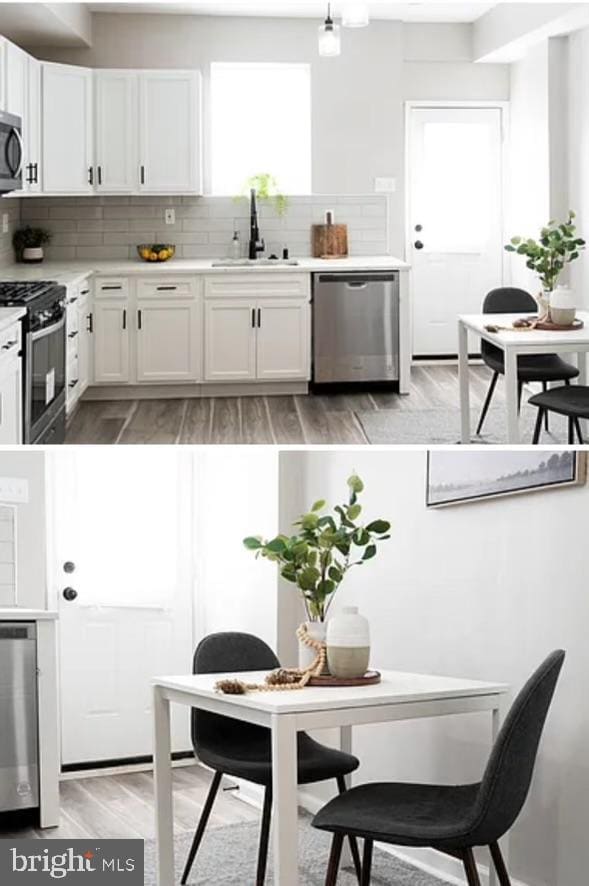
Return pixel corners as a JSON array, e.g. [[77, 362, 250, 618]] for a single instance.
[[230, 231, 241, 260]]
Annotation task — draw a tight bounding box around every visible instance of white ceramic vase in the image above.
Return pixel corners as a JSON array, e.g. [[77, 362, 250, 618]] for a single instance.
[[298, 621, 326, 671], [326, 606, 370, 679], [22, 247, 44, 264], [549, 285, 576, 326]]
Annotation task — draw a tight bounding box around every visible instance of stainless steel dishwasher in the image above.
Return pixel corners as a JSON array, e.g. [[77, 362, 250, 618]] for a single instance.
[[313, 271, 400, 384], [0, 622, 39, 812]]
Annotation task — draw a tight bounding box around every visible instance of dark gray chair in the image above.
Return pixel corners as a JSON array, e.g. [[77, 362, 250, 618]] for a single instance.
[[182, 632, 362, 886], [313, 650, 565, 886], [476, 288, 578, 436], [529, 385, 587, 444]]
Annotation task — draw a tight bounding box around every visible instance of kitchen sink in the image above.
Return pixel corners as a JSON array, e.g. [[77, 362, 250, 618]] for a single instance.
[[211, 258, 300, 267]]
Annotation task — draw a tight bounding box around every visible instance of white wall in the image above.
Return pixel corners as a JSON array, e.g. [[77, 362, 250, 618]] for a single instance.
[[280, 449, 589, 886], [0, 451, 46, 610], [567, 27, 589, 307]]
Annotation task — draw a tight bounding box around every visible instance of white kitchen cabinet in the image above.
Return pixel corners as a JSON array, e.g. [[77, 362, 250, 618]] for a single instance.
[[93, 299, 130, 384], [77, 283, 92, 395], [136, 300, 200, 382], [256, 299, 311, 380], [66, 279, 93, 413], [0, 321, 22, 444], [204, 300, 257, 381], [25, 55, 42, 192], [5, 40, 27, 119], [42, 62, 93, 193], [94, 70, 136, 192], [138, 71, 202, 193]]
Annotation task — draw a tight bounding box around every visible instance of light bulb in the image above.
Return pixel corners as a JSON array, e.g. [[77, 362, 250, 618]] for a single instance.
[[342, 2, 370, 28], [318, 5, 341, 57]]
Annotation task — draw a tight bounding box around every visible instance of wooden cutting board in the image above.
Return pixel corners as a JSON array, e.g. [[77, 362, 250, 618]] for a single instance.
[[312, 224, 349, 259]]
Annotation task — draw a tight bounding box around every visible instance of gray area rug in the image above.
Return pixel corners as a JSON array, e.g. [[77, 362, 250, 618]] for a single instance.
[[143, 819, 444, 885], [356, 405, 571, 445]]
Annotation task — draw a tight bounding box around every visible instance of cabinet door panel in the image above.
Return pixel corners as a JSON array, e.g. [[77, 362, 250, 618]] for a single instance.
[[136, 301, 199, 383], [95, 71, 136, 192], [204, 300, 256, 381], [42, 63, 93, 193], [138, 71, 201, 193], [256, 299, 310, 381], [93, 300, 129, 384], [26, 56, 42, 192], [0, 363, 21, 444]]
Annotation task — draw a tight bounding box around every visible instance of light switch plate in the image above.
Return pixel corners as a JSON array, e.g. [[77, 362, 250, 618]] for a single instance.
[[165, 208, 175, 225], [374, 177, 396, 193], [0, 477, 29, 503]]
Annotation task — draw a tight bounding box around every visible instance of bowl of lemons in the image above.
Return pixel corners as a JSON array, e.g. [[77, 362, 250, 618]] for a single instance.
[[137, 244, 176, 263]]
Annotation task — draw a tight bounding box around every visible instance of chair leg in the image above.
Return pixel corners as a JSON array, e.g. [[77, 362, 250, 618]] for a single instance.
[[361, 839, 373, 886], [575, 417, 585, 444], [325, 834, 344, 886], [569, 418, 575, 445], [462, 848, 482, 886], [181, 770, 223, 885], [476, 371, 499, 436], [517, 381, 523, 415], [255, 787, 273, 886], [489, 843, 513, 886], [532, 409, 545, 444], [541, 382, 549, 431], [336, 776, 362, 883]]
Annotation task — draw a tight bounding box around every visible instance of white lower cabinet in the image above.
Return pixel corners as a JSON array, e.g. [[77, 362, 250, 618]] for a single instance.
[[0, 322, 22, 444], [66, 279, 93, 414], [93, 299, 130, 384], [256, 299, 310, 380], [204, 300, 257, 381], [136, 300, 200, 382]]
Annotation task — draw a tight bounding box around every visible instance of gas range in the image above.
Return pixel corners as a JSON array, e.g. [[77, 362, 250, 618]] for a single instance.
[[0, 280, 61, 306]]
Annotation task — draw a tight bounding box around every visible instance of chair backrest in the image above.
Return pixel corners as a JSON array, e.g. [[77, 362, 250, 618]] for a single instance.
[[469, 650, 565, 845], [481, 287, 536, 363], [191, 632, 280, 754]]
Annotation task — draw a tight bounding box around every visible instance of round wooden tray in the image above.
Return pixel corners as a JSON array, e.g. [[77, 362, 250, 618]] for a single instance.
[[308, 670, 381, 687], [533, 318, 584, 331]]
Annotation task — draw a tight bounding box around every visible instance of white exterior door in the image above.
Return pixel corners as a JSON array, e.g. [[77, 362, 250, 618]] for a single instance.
[[408, 106, 504, 356], [49, 449, 194, 765], [42, 63, 93, 193], [204, 300, 256, 381], [138, 71, 201, 193], [95, 70, 136, 192], [256, 299, 310, 380], [136, 300, 200, 382], [93, 300, 129, 383]]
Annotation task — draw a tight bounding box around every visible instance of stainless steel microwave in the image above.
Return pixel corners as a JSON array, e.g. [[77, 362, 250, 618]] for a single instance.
[[0, 110, 23, 194]]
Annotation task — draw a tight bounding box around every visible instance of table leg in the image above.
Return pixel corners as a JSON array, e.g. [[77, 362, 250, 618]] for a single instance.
[[458, 321, 471, 444], [504, 349, 520, 443], [578, 352, 588, 438], [340, 726, 353, 868], [153, 687, 174, 886], [272, 714, 299, 886]]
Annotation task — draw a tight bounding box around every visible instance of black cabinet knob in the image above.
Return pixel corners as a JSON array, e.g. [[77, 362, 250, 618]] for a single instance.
[[414, 240, 424, 250], [62, 587, 78, 602]]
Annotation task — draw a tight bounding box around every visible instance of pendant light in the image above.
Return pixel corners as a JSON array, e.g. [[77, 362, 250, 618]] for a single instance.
[[342, 1, 370, 28], [318, 3, 341, 57]]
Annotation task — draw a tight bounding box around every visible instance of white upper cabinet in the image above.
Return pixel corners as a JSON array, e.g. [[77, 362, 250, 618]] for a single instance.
[[94, 70, 136, 193], [42, 62, 93, 193], [4, 40, 27, 119], [138, 71, 202, 194], [25, 55, 42, 192]]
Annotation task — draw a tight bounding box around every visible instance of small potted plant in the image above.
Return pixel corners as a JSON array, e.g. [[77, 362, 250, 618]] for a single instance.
[[244, 473, 391, 672], [505, 211, 585, 325], [13, 226, 52, 263]]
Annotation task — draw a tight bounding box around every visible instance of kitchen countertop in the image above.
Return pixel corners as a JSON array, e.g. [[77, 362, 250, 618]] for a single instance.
[[0, 608, 58, 620], [0, 306, 26, 330], [0, 255, 410, 286]]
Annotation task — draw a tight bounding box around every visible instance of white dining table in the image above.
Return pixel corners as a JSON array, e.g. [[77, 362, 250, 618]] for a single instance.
[[458, 311, 589, 443], [153, 668, 509, 886]]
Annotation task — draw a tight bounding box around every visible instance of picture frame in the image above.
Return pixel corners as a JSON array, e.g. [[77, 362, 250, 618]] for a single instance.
[[426, 450, 587, 508]]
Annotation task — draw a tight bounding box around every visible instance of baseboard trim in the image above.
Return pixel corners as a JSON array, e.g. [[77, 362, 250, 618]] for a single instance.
[[84, 381, 309, 400]]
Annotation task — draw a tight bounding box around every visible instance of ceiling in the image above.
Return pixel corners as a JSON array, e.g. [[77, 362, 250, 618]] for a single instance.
[[87, 1, 497, 23]]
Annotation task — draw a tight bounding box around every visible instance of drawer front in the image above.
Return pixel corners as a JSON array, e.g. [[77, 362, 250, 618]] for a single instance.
[[95, 277, 129, 299], [0, 323, 21, 366], [137, 277, 199, 300], [204, 273, 310, 300]]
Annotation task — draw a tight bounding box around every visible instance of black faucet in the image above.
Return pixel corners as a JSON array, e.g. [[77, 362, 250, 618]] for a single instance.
[[248, 188, 265, 260]]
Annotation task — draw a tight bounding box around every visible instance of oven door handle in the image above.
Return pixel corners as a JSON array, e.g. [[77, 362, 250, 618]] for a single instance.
[[31, 315, 66, 342], [6, 127, 23, 179]]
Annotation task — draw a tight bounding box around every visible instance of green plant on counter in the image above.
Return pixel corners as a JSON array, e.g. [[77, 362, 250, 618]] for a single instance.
[[504, 211, 585, 292], [13, 225, 52, 259], [237, 173, 289, 217], [243, 474, 391, 622]]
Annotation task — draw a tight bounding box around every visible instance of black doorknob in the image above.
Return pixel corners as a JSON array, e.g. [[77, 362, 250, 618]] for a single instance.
[[414, 240, 424, 250], [63, 561, 76, 574], [415, 224, 423, 232], [62, 587, 78, 602]]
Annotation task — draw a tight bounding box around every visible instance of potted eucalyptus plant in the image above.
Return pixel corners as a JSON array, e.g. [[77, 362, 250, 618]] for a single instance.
[[244, 473, 391, 668], [13, 226, 52, 264], [505, 211, 585, 324]]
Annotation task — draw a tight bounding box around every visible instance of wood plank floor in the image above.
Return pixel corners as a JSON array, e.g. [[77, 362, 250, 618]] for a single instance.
[[66, 365, 501, 445], [0, 765, 258, 841]]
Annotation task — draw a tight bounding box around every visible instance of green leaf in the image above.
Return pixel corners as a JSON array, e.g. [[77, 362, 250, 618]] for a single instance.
[[265, 537, 287, 554], [362, 544, 377, 561], [366, 520, 391, 534], [243, 536, 263, 550], [311, 499, 326, 512], [329, 565, 343, 583], [353, 528, 370, 547], [301, 513, 319, 530], [347, 474, 364, 494], [347, 503, 362, 521]]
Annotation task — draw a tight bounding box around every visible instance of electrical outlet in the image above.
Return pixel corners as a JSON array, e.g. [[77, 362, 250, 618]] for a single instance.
[[0, 477, 29, 503], [374, 177, 396, 194], [165, 208, 175, 225], [2, 214, 8, 234]]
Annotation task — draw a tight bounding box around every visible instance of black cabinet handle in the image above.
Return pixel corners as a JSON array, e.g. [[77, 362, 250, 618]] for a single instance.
[[97, 166, 102, 186], [257, 308, 261, 328], [87, 312, 93, 333], [88, 166, 93, 185], [122, 309, 127, 330], [156, 286, 177, 291], [68, 379, 79, 389], [68, 330, 79, 339], [251, 308, 256, 328], [25, 163, 33, 184], [34, 162, 38, 184], [80, 289, 90, 296], [101, 285, 122, 291], [137, 309, 142, 330], [68, 296, 78, 305], [140, 165, 145, 185]]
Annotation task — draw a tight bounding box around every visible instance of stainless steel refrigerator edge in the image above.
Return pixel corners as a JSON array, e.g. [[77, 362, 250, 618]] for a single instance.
[[312, 272, 400, 383], [0, 623, 39, 812]]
